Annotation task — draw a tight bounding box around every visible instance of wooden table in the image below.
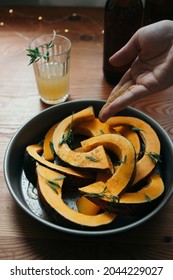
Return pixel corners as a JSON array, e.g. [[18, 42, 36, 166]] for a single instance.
[[0, 6, 173, 260]]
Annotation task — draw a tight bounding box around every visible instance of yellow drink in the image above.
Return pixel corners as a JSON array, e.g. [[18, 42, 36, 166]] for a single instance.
[[30, 34, 71, 104], [35, 62, 70, 104]]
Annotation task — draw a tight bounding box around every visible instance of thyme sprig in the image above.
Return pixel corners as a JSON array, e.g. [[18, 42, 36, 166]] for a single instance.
[[27, 30, 56, 65]]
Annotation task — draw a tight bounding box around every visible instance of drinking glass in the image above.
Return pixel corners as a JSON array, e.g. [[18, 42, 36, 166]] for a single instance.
[[29, 33, 71, 104]]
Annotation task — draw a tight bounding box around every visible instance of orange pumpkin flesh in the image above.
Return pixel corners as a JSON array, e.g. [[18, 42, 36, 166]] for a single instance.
[[80, 172, 164, 215], [36, 164, 116, 227], [114, 126, 141, 158], [43, 123, 59, 161], [106, 116, 160, 185], [73, 117, 113, 137], [25, 144, 92, 178], [76, 196, 101, 215], [24, 107, 164, 226], [53, 107, 112, 170], [81, 133, 136, 196]]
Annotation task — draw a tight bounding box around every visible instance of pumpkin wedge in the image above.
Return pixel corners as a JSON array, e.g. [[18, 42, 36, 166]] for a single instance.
[[43, 123, 59, 161], [80, 133, 136, 196], [36, 165, 117, 227], [114, 126, 141, 158], [73, 117, 114, 137], [81, 172, 164, 215], [24, 144, 92, 181], [76, 196, 101, 215], [53, 107, 112, 170], [107, 116, 161, 185]]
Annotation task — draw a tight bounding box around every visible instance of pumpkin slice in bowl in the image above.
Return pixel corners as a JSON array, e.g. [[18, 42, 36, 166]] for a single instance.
[[80, 133, 136, 196], [23, 144, 93, 187], [43, 122, 59, 161], [52, 107, 112, 170], [106, 116, 161, 185], [36, 164, 117, 228], [80, 172, 164, 215]]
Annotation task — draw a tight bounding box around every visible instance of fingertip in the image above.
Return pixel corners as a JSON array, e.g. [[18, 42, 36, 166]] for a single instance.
[[98, 108, 108, 123]]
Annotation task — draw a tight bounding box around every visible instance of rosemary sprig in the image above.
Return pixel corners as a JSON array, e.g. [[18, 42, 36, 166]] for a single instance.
[[85, 186, 108, 200], [26, 47, 42, 65], [58, 128, 74, 146], [27, 30, 56, 65], [58, 113, 74, 146], [85, 188, 120, 213], [85, 187, 120, 209]]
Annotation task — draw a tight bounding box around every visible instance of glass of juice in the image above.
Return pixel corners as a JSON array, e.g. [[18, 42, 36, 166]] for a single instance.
[[29, 33, 71, 104]]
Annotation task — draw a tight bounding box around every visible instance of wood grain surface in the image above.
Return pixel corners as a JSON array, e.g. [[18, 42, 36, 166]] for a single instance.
[[0, 6, 173, 260]]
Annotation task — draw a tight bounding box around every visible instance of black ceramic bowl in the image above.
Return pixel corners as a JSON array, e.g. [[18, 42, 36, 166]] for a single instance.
[[4, 99, 173, 236]]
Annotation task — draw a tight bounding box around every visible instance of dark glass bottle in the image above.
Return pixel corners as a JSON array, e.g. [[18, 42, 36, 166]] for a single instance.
[[103, 0, 143, 85], [144, 0, 173, 26]]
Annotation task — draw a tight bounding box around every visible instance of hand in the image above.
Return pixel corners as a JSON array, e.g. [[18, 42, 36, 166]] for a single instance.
[[99, 20, 173, 122]]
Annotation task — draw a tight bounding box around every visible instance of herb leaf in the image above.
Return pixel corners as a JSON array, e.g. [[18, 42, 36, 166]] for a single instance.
[[49, 141, 54, 155], [119, 155, 127, 164], [85, 186, 120, 213], [58, 113, 75, 147], [54, 175, 66, 180], [58, 128, 74, 146], [27, 30, 56, 65], [46, 179, 61, 194], [27, 47, 42, 65], [85, 156, 99, 162], [148, 152, 162, 164], [99, 129, 105, 135], [131, 126, 143, 132], [145, 193, 151, 202]]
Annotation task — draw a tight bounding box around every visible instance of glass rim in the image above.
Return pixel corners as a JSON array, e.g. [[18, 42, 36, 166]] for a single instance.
[[29, 33, 71, 57]]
